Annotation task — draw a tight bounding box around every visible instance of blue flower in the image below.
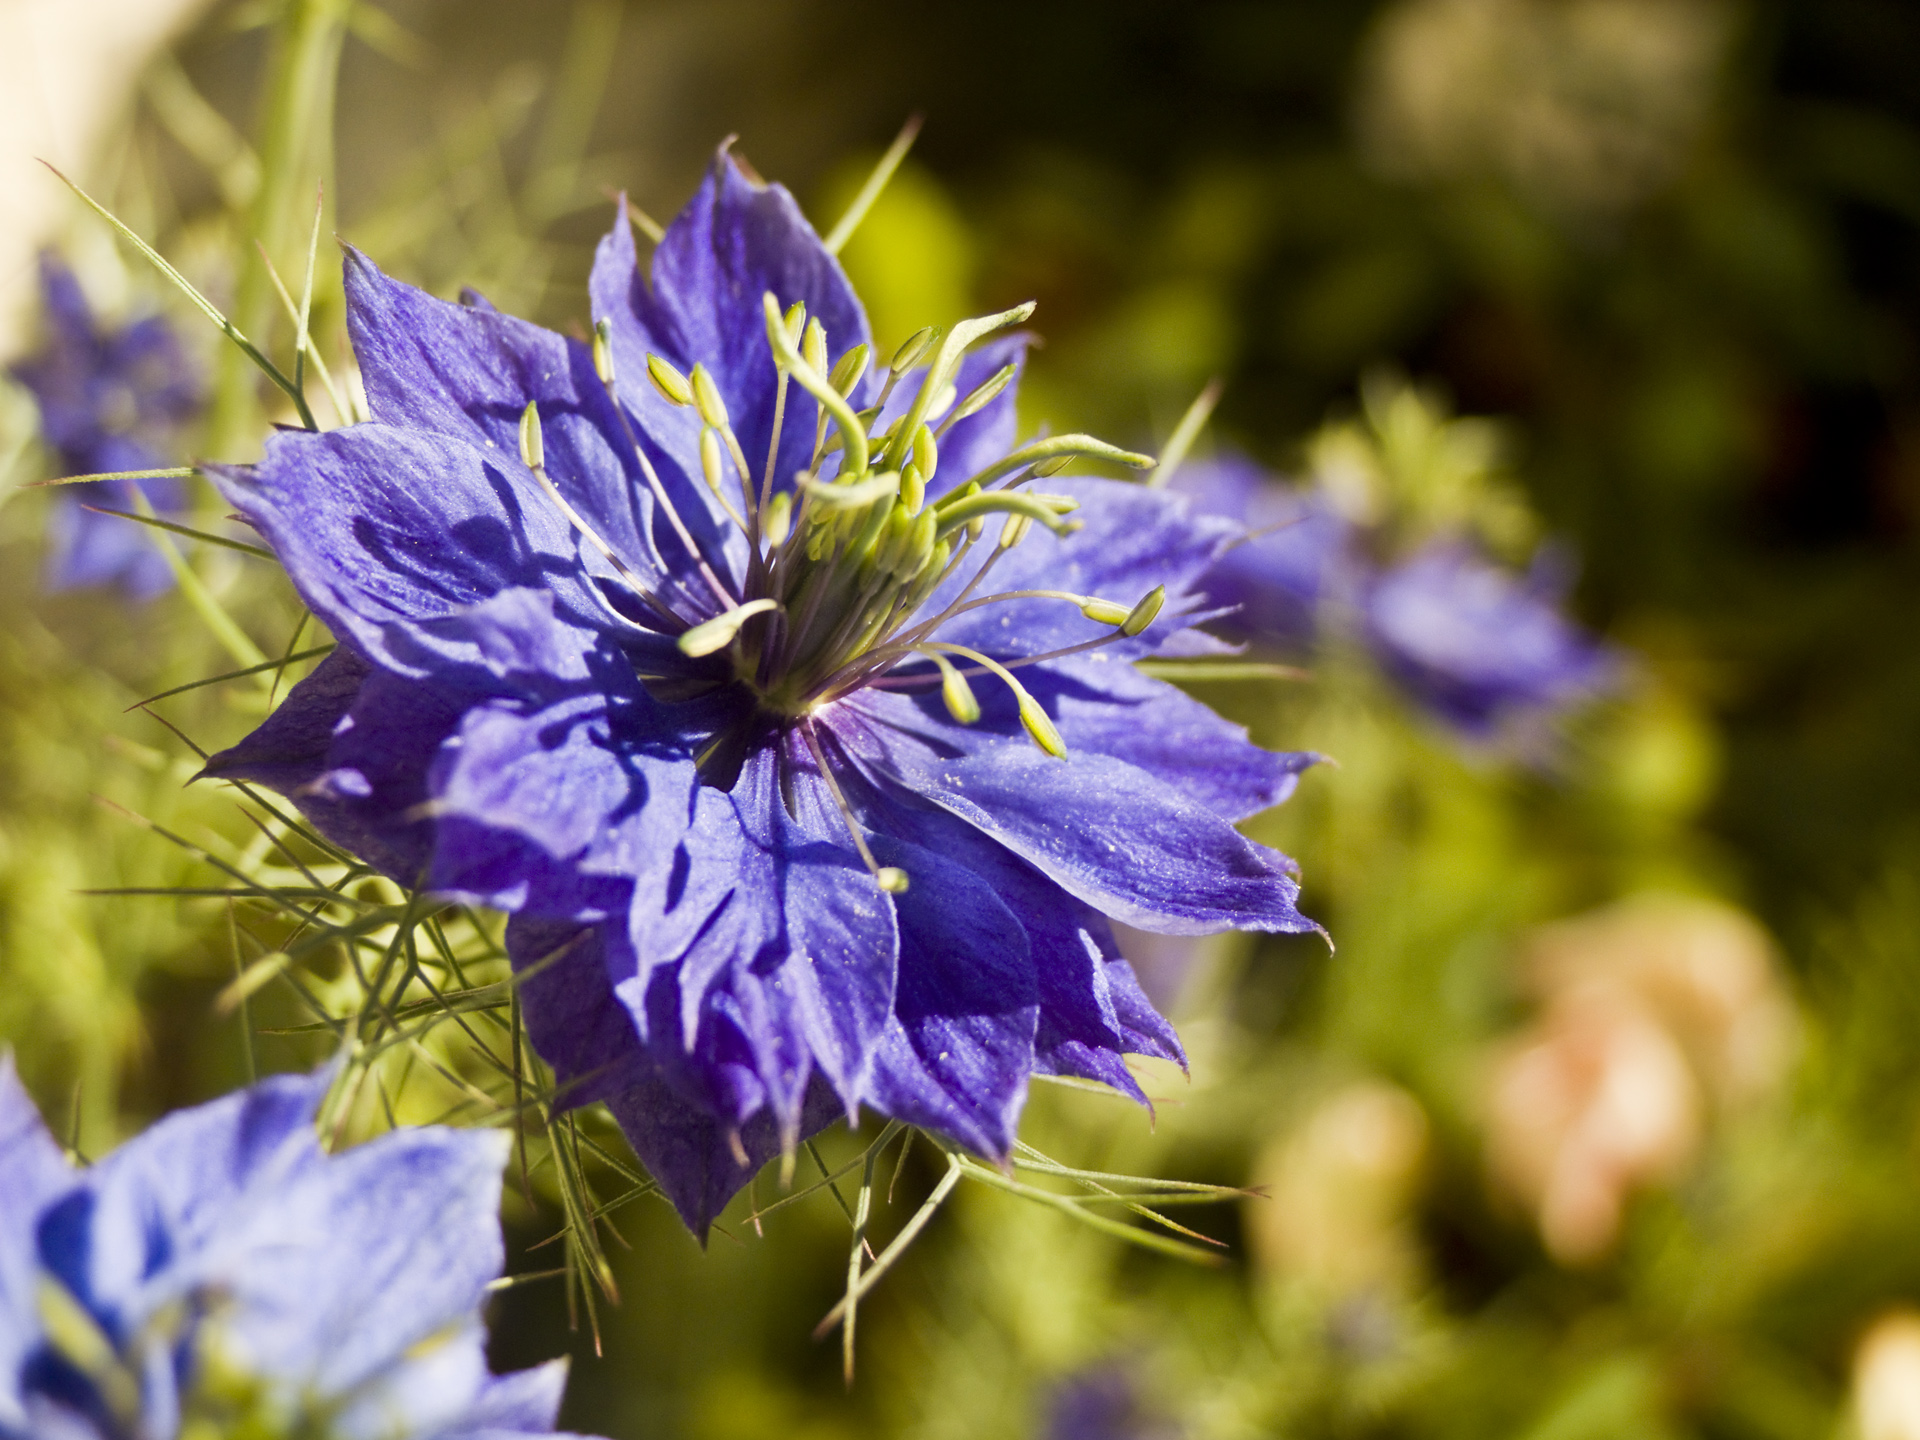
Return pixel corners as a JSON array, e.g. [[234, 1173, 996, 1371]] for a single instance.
[[0, 1055, 593, 1440], [201, 147, 1319, 1235], [9, 254, 199, 599], [1173, 450, 1616, 741]]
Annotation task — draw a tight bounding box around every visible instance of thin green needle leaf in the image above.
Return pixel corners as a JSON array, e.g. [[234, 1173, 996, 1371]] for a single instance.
[[21, 466, 197, 489], [1147, 377, 1223, 489], [1133, 661, 1311, 683], [949, 1156, 1226, 1266], [45, 163, 317, 431], [114, 488, 269, 669], [815, 1151, 964, 1339], [82, 505, 276, 561], [823, 114, 923, 255]]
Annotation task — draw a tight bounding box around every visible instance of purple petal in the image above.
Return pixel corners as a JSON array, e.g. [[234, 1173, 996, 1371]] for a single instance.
[[844, 708, 1314, 937], [0, 1057, 70, 1431]]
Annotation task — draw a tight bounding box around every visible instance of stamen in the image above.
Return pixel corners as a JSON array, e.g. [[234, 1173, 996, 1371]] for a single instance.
[[763, 294, 870, 479], [921, 648, 980, 723], [919, 642, 1066, 757], [936, 362, 1016, 438], [516, 403, 681, 625], [801, 721, 909, 891], [699, 427, 748, 531], [647, 354, 695, 408], [591, 339, 740, 609], [760, 301, 807, 521], [880, 303, 1034, 474]]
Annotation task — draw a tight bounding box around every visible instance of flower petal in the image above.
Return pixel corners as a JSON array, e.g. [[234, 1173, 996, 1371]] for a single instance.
[[846, 711, 1314, 937], [0, 1056, 70, 1432], [210, 425, 627, 686]]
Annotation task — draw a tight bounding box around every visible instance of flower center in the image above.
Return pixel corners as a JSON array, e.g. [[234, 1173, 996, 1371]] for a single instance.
[[515, 295, 1168, 884]]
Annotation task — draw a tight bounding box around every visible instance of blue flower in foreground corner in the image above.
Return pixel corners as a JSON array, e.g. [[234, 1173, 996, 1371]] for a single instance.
[[9, 254, 199, 599], [0, 1056, 594, 1440], [1170, 396, 1616, 743], [200, 144, 1321, 1235]]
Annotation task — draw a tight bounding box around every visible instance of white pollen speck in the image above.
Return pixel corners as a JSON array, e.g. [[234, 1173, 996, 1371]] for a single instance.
[[938, 1051, 949, 1061]]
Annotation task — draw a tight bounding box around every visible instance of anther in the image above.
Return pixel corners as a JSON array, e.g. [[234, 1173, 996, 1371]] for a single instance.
[[830, 343, 871, 396], [940, 362, 1016, 434], [1121, 585, 1166, 637], [891, 326, 935, 374], [1078, 597, 1129, 625], [591, 318, 616, 384], [690, 363, 730, 431], [765, 491, 793, 547], [647, 354, 694, 408], [784, 301, 807, 346], [999, 513, 1031, 549], [912, 423, 938, 481], [925, 650, 980, 724], [802, 318, 829, 376], [678, 598, 780, 656], [876, 867, 910, 893], [518, 401, 544, 471]]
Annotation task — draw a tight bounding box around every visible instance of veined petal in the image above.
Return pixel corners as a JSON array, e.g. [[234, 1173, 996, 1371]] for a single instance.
[[344, 249, 688, 599], [845, 717, 1314, 937], [593, 149, 872, 514], [210, 426, 629, 685]]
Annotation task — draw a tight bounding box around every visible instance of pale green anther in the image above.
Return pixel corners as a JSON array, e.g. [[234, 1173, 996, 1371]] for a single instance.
[[765, 491, 793, 546], [928, 651, 981, 724], [802, 318, 828, 376], [763, 292, 869, 477], [967, 515, 986, 542], [1121, 585, 1167, 637], [830, 343, 871, 396], [1033, 455, 1072, 477], [868, 502, 915, 579], [700, 427, 726, 490], [891, 326, 936, 374], [1079, 597, 1130, 625], [518, 401, 544, 471], [899, 504, 938, 578], [946, 362, 1015, 427], [999, 513, 1033, 549], [961, 434, 1155, 489], [876, 866, 910, 893], [1019, 693, 1068, 758], [678, 598, 780, 656], [901, 462, 926, 513], [591, 318, 616, 384], [785, 300, 807, 345], [913, 423, 938, 479], [690, 363, 730, 430], [647, 354, 694, 407]]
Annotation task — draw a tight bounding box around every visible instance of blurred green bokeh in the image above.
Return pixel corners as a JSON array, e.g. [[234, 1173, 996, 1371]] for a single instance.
[[7, 1, 1920, 1437]]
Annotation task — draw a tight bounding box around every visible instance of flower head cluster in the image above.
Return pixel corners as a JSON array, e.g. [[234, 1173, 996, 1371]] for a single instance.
[[0, 1057, 592, 1440], [1171, 378, 1616, 742], [10, 254, 199, 598], [203, 147, 1319, 1234]]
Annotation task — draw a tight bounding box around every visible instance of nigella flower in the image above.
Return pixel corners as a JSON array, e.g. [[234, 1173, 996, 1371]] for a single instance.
[[201, 146, 1320, 1234], [1169, 403, 1615, 743], [9, 254, 199, 599], [0, 1056, 595, 1439]]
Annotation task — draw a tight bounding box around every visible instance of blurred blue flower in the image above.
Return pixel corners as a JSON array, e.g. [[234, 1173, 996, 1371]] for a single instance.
[[1045, 1366, 1173, 1440], [201, 146, 1319, 1234], [0, 1056, 591, 1440], [9, 254, 199, 599], [1174, 448, 1615, 742]]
